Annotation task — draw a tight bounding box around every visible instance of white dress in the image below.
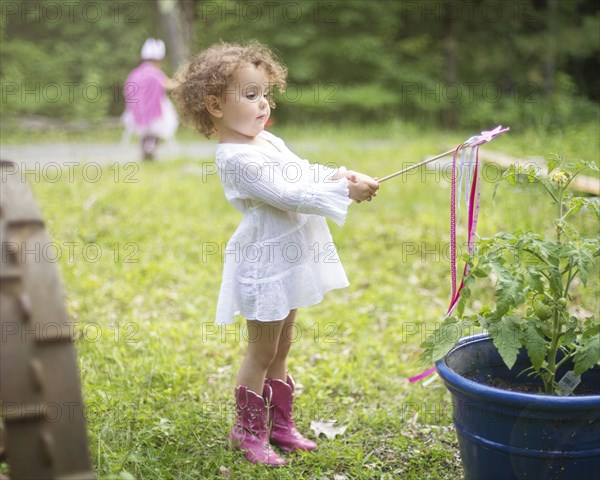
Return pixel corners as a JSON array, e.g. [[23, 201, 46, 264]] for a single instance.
[[121, 97, 178, 138], [214, 131, 352, 324]]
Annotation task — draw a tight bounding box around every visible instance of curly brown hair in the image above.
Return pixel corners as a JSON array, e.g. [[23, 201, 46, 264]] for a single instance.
[[171, 41, 287, 138]]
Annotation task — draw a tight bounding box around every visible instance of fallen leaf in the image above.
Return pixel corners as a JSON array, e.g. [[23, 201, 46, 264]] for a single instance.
[[84, 194, 97, 210], [219, 465, 231, 479], [310, 420, 348, 439]]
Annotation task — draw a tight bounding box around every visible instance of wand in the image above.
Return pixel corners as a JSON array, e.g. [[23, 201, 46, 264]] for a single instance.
[[401, 126, 510, 383], [379, 126, 510, 183]]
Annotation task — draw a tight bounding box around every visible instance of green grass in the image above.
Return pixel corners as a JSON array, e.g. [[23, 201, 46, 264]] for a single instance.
[[3, 123, 598, 479]]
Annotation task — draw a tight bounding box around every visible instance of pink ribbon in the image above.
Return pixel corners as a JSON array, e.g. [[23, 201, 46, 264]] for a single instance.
[[409, 366, 437, 383], [409, 126, 509, 383], [448, 145, 481, 316]]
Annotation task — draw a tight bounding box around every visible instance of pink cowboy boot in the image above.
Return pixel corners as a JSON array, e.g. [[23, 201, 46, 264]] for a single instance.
[[229, 385, 286, 466], [264, 375, 318, 452]]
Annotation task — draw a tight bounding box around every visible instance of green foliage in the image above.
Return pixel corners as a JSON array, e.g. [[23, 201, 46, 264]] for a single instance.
[[1, 0, 156, 119], [574, 327, 600, 376], [1, 0, 598, 129], [422, 155, 600, 394], [196, 0, 599, 128]]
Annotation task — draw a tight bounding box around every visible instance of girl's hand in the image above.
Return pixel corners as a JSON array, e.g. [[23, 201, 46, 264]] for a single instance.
[[346, 170, 379, 203]]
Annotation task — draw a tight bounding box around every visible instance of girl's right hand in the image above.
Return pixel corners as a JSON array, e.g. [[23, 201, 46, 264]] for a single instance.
[[346, 170, 379, 203]]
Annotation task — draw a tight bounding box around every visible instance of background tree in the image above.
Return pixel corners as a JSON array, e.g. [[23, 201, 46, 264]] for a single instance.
[[156, 0, 196, 70], [1, 0, 597, 128]]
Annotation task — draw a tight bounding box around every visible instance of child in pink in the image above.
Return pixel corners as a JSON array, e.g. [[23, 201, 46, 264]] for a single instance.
[[122, 38, 178, 160], [172, 41, 378, 466]]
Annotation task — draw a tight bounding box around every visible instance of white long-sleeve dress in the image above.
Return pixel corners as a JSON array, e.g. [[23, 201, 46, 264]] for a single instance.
[[214, 130, 352, 324]]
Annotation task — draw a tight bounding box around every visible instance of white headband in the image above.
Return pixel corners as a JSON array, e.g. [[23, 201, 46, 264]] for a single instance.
[[141, 38, 166, 61]]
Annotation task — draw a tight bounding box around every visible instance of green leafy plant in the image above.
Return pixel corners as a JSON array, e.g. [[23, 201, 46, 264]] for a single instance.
[[422, 155, 600, 395]]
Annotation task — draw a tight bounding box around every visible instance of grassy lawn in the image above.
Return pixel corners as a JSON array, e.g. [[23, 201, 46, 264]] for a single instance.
[[3, 122, 598, 479]]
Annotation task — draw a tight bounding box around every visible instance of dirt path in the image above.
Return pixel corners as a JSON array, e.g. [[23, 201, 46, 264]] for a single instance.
[[0, 139, 215, 167]]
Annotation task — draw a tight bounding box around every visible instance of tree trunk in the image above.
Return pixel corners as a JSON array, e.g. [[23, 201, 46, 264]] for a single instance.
[[156, 0, 195, 70]]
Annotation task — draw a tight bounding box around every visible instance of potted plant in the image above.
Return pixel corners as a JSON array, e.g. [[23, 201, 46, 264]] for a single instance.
[[421, 155, 600, 479]]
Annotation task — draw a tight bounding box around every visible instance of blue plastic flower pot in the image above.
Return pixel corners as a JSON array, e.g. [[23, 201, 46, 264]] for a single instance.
[[435, 334, 600, 480]]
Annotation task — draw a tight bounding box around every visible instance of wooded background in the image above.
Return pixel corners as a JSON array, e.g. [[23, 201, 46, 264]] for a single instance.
[[1, 0, 598, 130]]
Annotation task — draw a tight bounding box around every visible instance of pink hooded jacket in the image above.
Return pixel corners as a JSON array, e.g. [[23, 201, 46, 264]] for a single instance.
[[123, 61, 167, 127]]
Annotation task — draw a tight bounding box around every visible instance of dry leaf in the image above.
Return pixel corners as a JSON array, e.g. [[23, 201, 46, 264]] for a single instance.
[[310, 420, 347, 439], [219, 465, 231, 479], [84, 194, 97, 210]]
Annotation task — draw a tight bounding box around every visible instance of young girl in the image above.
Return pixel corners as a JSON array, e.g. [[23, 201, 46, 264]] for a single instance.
[[121, 38, 179, 160], [172, 41, 378, 466]]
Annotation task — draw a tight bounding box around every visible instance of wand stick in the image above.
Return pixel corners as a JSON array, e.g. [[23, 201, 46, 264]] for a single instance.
[[378, 147, 458, 183], [379, 126, 510, 183]]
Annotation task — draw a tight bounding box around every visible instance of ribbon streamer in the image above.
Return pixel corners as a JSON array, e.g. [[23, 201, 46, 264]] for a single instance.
[[405, 126, 509, 384]]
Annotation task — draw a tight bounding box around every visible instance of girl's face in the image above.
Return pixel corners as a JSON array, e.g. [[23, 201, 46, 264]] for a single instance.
[[213, 64, 271, 143]]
